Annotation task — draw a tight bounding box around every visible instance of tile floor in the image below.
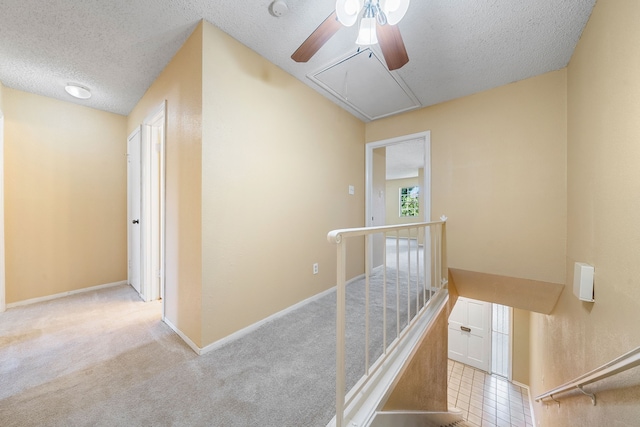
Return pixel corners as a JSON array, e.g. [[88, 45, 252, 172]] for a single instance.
[[448, 360, 534, 427]]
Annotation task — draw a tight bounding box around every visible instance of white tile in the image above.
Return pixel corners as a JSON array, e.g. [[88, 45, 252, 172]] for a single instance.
[[511, 409, 525, 421], [483, 404, 497, 415], [458, 393, 471, 404], [469, 404, 483, 417], [482, 411, 497, 423], [468, 413, 483, 426], [496, 407, 510, 422], [471, 396, 484, 409]]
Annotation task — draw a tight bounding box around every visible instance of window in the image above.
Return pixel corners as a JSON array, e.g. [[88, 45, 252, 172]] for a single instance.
[[399, 186, 419, 217]]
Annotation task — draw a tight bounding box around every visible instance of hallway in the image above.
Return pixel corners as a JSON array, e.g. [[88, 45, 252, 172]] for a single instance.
[[448, 360, 534, 427]]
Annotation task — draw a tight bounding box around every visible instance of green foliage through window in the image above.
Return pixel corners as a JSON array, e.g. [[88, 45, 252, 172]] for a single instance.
[[399, 186, 419, 217]]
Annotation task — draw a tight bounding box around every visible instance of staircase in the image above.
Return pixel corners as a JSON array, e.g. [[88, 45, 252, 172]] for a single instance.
[[327, 219, 455, 427]]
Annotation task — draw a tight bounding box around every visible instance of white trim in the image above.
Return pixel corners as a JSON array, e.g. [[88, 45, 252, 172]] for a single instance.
[[5, 280, 128, 309], [138, 101, 166, 307], [127, 126, 142, 297], [199, 277, 364, 355], [307, 48, 421, 122], [163, 316, 202, 355], [490, 302, 512, 378], [169, 275, 367, 356], [365, 131, 431, 274], [0, 113, 5, 313], [509, 306, 514, 380]]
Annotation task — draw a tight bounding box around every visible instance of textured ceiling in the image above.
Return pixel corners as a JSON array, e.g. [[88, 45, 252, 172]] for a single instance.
[[386, 140, 425, 180], [0, 0, 596, 120]]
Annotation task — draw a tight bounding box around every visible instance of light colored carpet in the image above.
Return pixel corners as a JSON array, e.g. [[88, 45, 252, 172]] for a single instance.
[[0, 266, 429, 426]]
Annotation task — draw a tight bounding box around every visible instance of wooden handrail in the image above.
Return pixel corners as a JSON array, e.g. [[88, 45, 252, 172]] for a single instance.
[[535, 345, 640, 405]]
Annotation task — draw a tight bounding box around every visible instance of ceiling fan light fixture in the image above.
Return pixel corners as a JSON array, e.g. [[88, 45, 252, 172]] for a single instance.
[[381, 0, 410, 25], [64, 84, 91, 99], [336, 0, 363, 27], [356, 17, 378, 45]]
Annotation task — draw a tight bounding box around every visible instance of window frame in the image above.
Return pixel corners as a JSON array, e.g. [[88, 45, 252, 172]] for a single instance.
[[399, 186, 420, 217]]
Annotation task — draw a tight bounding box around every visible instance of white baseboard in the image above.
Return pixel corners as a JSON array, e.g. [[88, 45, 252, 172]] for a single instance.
[[199, 287, 333, 355], [6, 280, 128, 309], [196, 274, 366, 356], [162, 316, 202, 355]]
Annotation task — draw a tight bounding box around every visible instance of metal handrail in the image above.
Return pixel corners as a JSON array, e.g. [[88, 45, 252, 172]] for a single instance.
[[535, 345, 640, 405], [328, 218, 447, 427]]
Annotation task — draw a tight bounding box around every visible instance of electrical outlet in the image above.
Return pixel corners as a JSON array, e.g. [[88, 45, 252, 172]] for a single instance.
[[313, 263, 319, 275]]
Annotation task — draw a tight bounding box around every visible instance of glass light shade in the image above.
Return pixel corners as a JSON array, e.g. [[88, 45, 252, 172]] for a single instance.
[[336, 0, 363, 27], [381, 0, 410, 25], [65, 84, 91, 99], [356, 17, 378, 45], [385, 0, 401, 12]]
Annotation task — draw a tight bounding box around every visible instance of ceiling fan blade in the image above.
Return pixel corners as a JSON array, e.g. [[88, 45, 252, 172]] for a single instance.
[[292, 11, 341, 63], [376, 23, 409, 71]]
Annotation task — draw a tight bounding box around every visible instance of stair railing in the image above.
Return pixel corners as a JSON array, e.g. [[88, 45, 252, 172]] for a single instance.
[[535, 344, 640, 406], [327, 218, 447, 427]]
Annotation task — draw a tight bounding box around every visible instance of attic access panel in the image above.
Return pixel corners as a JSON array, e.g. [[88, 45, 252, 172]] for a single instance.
[[309, 48, 420, 121]]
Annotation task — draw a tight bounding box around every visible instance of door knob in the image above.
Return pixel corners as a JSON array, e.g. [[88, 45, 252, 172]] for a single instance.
[[132, 219, 139, 224], [460, 326, 471, 333]]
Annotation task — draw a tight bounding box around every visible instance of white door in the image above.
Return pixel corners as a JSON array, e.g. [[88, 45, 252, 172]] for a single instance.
[[142, 105, 165, 303], [448, 297, 492, 372], [127, 128, 142, 295]]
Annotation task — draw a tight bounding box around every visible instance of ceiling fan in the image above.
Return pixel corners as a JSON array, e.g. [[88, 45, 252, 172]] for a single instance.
[[291, 0, 411, 71]]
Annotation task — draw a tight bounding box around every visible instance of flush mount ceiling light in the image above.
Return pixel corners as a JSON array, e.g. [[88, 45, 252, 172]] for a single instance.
[[64, 84, 91, 99], [291, 0, 411, 70]]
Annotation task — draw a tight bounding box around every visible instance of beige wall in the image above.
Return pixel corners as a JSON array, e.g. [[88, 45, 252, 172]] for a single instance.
[[383, 300, 450, 412], [367, 70, 567, 285], [530, 0, 640, 425], [128, 23, 204, 346], [512, 308, 530, 385], [200, 21, 365, 346], [4, 88, 127, 303], [385, 176, 420, 226]]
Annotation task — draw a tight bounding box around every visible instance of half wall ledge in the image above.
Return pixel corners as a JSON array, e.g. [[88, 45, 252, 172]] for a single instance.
[[448, 268, 564, 314]]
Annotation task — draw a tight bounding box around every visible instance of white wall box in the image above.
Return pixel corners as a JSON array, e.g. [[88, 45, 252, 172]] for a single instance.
[[573, 262, 595, 302]]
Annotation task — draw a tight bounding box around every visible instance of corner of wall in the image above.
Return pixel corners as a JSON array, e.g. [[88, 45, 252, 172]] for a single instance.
[[531, 0, 640, 425], [127, 20, 204, 348], [198, 17, 365, 348]]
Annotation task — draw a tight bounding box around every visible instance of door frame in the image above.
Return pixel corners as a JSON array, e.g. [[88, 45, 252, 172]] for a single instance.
[[365, 131, 431, 271], [491, 303, 513, 379], [128, 101, 166, 310], [127, 126, 142, 295], [0, 112, 5, 313]]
